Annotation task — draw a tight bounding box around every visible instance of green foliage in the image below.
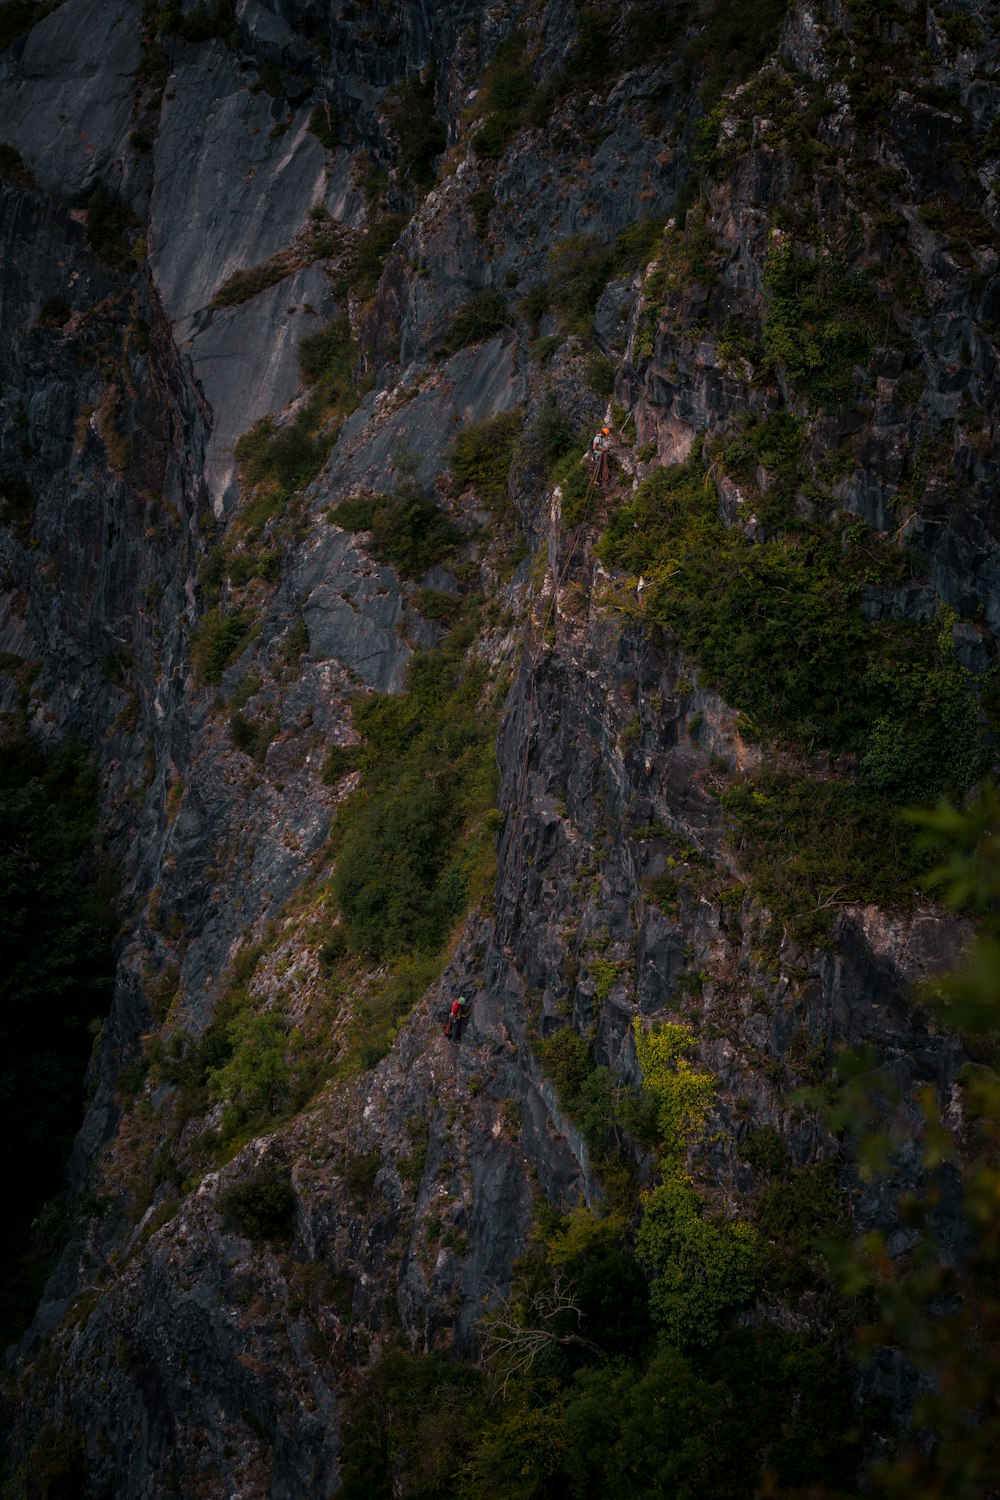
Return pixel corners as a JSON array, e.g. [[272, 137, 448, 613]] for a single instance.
[[449, 407, 522, 510], [228, 706, 278, 761], [0, 1, 55, 54], [0, 739, 112, 1345], [309, 101, 340, 151], [211, 255, 293, 308], [568, 7, 611, 91], [470, 33, 534, 158], [468, 187, 494, 238], [584, 351, 614, 397], [342, 1149, 382, 1204], [344, 212, 409, 299], [758, 1159, 844, 1293], [637, 1179, 762, 1345], [0, 140, 35, 187], [220, 1167, 296, 1244], [191, 607, 252, 684], [820, 786, 1000, 1495], [685, 0, 792, 103], [722, 771, 930, 942], [413, 588, 464, 627], [0, 471, 36, 543], [39, 294, 70, 327], [339, 1348, 483, 1498], [598, 458, 983, 791], [330, 633, 499, 972], [440, 288, 513, 354], [233, 410, 330, 509], [207, 1009, 292, 1133], [321, 743, 358, 785], [329, 481, 461, 579], [633, 1019, 716, 1166], [298, 316, 354, 402], [547, 234, 613, 337], [384, 72, 446, 185], [85, 182, 138, 269], [762, 239, 877, 408]]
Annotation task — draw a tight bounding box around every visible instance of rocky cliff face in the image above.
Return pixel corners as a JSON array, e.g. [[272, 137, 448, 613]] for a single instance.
[[1, 0, 997, 1494]]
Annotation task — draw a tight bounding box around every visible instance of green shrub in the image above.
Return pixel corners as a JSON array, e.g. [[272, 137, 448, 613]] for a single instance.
[[345, 212, 409, 299], [39, 295, 70, 327], [440, 289, 513, 354], [469, 187, 494, 238], [449, 407, 522, 509], [762, 240, 877, 408], [309, 101, 340, 151], [342, 1149, 382, 1203], [329, 482, 460, 579], [211, 254, 293, 308], [471, 33, 534, 158], [721, 771, 931, 942], [597, 458, 983, 796], [191, 607, 252, 684], [0, 472, 36, 543], [384, 73, 446, 185], [220, 1167, 296, 1243], [413, 588, 464, 626], [519, 282, 549, 338], [331, 640, 498, 962], [233, 410, 330, 506], [739, 1125, 790, 1175], [229, 708, 277, 762], [207, 1010, 291, 1132], [85, 182, 138, 269], [321, 743, 359, 784], [584, 351, 614, 396], [638, 1178, 762, 1345], [547, 234, 614, 337], [298, 316, 353, 397]]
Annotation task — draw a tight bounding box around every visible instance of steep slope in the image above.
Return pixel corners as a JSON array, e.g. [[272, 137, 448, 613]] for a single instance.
[[1, 0, 997, 1494]]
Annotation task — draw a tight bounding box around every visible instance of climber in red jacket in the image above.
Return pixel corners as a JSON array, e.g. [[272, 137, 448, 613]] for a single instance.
[[444, 995, 468, 1042]]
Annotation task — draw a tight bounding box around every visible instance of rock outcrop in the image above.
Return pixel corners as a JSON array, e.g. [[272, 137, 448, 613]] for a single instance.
[[1, 0, 997, 1493]]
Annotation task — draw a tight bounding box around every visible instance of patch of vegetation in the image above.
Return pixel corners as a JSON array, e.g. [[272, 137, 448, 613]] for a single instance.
[[470, 32, 534, 159], [340, 211, 410, 300], [211, 253, 295, 308], [220, 1167, 296, 1244], [0, 471, 36, 543], [449, 407, 522, 513], [0, 738, 113, 1345], [440, 289, 513, 355], [309, 100, 340, 151], [0, 0, 58, 54], [721, 771, 931, 943], [329, 481, 461, 579], [413, 588, 464, 627], [598, 457, 983, 791], [762, 239, 878, 408], [234, 318, 362, 527], [0, 140, 35, 188], [38, 294, 70, 327], [321, 743, 359, 785], [384, 71, 446, 186], [468, 187, 494, 238], [229, 707, 278, 762], [191, 607, 253, 685], [331, 629, 499, 965], [85, 182, 139, 269]]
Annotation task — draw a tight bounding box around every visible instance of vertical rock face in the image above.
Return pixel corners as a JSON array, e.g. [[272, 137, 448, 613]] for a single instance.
[[0, 0, 997, 1492]]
